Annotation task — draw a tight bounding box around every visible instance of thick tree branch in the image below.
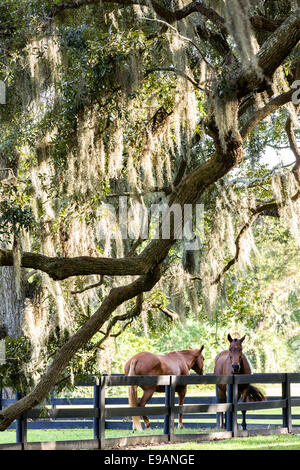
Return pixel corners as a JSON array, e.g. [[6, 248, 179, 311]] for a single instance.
[[240, 89, 295, 140], [237, 9, 300, 98], [0, 250, 149, 279], [250, 15, 284, 33], [50, 0, 226, 30], [285, 111, 300, 174]]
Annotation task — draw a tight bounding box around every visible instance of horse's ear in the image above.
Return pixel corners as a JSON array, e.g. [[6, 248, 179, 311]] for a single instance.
[[227, 334, 233, 343], [240, 335, 246, 343], [200, 345, 204, 353]]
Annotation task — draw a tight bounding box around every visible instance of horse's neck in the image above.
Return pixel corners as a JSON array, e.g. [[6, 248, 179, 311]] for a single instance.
[[177, 350, 196, 370]]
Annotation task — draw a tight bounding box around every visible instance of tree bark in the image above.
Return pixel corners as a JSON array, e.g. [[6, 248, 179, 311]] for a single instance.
[[0, 159, 25, 339], [0, 267, 24, 338]]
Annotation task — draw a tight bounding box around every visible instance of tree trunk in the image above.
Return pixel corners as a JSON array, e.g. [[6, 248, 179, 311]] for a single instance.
[[0, 267, 24, 338], [0, 159, 25, 339]]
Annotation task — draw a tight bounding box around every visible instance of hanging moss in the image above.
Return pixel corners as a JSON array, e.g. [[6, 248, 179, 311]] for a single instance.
[[199, 186, 259, 317], [272, 171, 300, 248], [224, 0, 261, 70]]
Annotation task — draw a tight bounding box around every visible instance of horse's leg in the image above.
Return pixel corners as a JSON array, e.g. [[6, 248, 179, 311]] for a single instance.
[[139, 387, 155, 429], [241, 410, 247, 430], [240, 387, 247, 430], [177, 386, 187, 430]]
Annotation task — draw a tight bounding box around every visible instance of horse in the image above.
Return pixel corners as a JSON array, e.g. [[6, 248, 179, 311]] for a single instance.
[[214, 334, 266, 430], [124, 346, 205, 431]]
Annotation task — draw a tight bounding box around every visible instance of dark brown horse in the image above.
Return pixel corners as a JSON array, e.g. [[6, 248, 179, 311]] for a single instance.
[[124, 346, 204, 431], [214, 334, 266, 430]]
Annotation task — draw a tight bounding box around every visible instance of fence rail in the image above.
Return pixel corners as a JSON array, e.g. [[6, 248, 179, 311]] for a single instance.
[[0, 372, 300, 450]]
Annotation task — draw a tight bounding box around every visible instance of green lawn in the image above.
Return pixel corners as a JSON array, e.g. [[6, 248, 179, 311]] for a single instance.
[[1, 428, 300, 450], [0, 427, 212, 444], [148, 433, 300, 450], [0, 428, 94, 444], [1, 406, 300, 445]]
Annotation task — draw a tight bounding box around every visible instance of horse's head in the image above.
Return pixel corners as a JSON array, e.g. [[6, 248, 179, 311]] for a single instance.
[[191, 345, 205, 375], [228, 334, 245, 374]]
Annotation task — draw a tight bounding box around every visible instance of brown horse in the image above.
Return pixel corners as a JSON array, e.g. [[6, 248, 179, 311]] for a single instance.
[[214, 334, 266, 430], [124, 346, 205, 431]]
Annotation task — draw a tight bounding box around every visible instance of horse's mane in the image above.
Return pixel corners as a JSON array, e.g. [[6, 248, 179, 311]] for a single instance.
[[241, 353, 253, 374], [244, 355, 254, 373], [167, 349, 197, 355]]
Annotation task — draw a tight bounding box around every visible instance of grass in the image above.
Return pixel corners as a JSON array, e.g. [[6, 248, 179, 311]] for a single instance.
[[1, 428, 300, 450], [1, 406, 300, 444], [0, 427, 200, 444], [147, 433, 300, 451], [0, 428, 94, 444]]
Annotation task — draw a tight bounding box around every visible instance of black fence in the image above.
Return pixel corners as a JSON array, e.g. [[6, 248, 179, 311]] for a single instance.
[[0, 373, 300, 450]]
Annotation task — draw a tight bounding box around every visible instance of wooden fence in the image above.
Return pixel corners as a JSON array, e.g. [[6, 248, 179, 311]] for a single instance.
[[0, 372, 300, 450]]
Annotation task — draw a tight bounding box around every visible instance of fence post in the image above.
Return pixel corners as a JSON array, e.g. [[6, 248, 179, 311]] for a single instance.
[[50, 389, 56, 411], [215, 385, 223, 429], [0, 388, 2, 411], [282, 373, 292, 432], [16, 391, 27, 449], [93, 380, 100, 445], [226, 383, 233, 433], [232, 378, 238, 437], [169, 376, 176, 443], [163, 376, 171, 439], [99, 374, 106, 449]]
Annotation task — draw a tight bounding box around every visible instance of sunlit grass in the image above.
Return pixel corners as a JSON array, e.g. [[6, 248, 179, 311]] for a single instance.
[[148, 433, 300, 451], [0, 429, 94, 444], [1, 429, 300, 450], [0, 426, 215, 444]]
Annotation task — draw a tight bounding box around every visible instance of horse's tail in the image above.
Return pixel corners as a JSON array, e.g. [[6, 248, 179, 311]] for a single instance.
[[245, 385, 266, 402], [128, 359, 143, 431]]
